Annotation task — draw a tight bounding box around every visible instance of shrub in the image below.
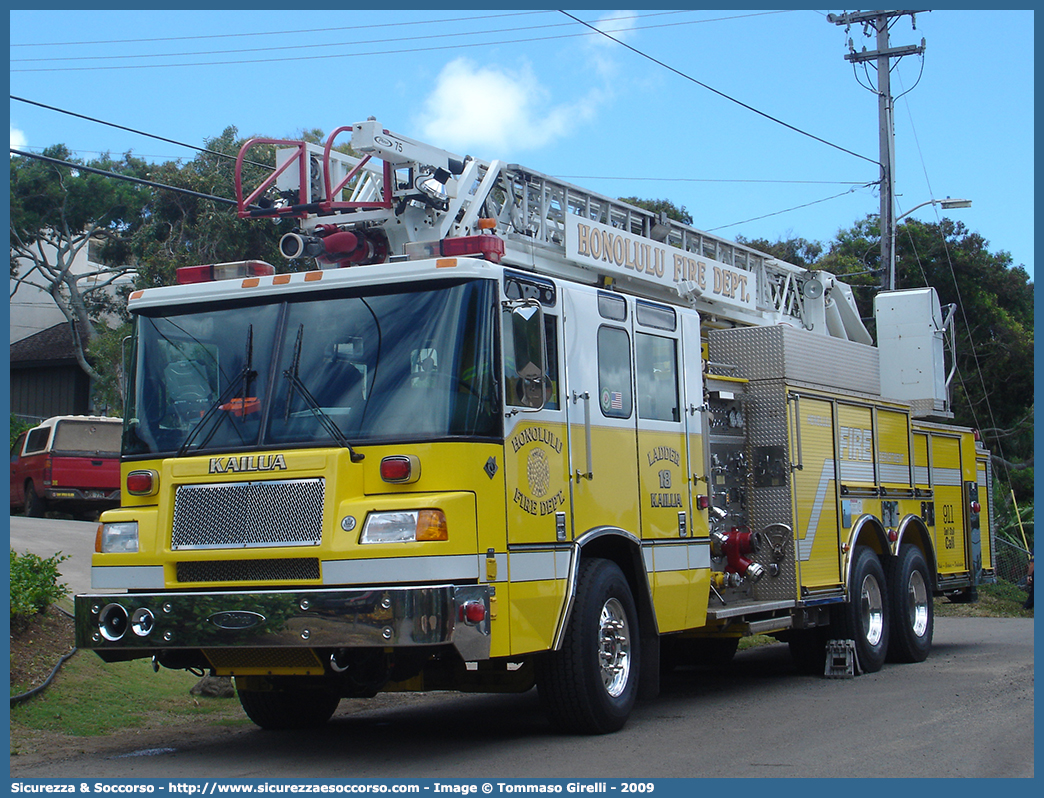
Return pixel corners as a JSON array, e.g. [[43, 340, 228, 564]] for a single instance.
[[10, 549, 70, 625], [10, 415, 33, 450]]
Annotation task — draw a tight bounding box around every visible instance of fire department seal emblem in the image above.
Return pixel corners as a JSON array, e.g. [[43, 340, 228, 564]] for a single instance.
[[526, 448, 550, 498]]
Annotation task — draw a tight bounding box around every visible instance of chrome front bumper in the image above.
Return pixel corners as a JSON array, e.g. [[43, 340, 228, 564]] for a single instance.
[[74, 583, 492, 661]]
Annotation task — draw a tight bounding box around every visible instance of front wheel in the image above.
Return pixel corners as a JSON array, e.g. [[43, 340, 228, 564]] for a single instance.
[[834, 546, 890, 673], [236, 677, 341, 730], [887, 546, 934, 662], [536, 558, 641, 734]]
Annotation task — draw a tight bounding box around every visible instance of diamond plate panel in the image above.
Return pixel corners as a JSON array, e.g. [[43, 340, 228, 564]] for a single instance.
[[745, 379, 797, 602], [172, 479, 324, 549], [708, 325, 880, 396]]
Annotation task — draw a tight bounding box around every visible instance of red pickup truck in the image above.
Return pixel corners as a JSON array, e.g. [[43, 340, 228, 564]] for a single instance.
[[10, 415, 122, 520]]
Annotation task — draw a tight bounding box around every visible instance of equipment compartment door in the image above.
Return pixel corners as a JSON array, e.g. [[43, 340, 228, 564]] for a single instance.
[[930, 435, 966, 574], [789, 395, 842, 589]]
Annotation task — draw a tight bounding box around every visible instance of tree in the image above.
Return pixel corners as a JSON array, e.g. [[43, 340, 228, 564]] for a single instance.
[[619, 197, 692, 226], [129, 126, 296, 289], [10, 146, 151, 386], [735, 234, 823, 269]]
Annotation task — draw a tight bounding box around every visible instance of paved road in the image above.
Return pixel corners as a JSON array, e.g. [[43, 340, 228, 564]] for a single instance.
[[8, 518, 1034, 778], [9, 515, 101, 595]]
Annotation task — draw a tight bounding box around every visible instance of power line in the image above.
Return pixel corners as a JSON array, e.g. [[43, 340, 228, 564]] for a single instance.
[[10, 13, 789, 73], [10, 11, 691, 64], [557, 10, 879, 168], [12, 92, 872, 193], [558, 175, 868, 186], [9, 10, 551, 47], [9, 149, 242, 207], [706, 185, 872, 232], [10, 95, 266, 167]]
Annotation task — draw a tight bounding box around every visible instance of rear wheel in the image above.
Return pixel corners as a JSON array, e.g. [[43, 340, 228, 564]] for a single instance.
[[235, 677, 341, 730], [536, 558, 640, 734], [887, 546, 934, 662], [834, 546, 890, 673], [23, 483, 46, 518]]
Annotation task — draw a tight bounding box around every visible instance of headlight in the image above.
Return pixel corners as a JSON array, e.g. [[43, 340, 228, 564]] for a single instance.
[[359, 510, 448, 544], [98, 521, 139, 553]]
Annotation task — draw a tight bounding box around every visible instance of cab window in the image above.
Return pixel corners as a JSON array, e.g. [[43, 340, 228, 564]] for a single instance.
[[597, 326, 632, 419], [636, 333, 679, 422]]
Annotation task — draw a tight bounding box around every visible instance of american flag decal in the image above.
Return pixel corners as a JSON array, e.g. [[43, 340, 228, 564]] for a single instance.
[[611, 391, 623, 410]]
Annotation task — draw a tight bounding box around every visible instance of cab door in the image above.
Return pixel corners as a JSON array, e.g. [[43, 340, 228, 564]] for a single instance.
[[501, 273, 573, 654], [563, 288, 640, 539], [634, 300, 686, 541], [633, 300, 694, 632]]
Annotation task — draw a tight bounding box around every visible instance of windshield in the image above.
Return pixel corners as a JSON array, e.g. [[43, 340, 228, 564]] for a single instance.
[[123, 280, 500, 457]]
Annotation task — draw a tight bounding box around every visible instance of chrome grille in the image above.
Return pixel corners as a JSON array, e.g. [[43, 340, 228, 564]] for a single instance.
[[172, 478, 324, 550], [176, 558, 321, 583]]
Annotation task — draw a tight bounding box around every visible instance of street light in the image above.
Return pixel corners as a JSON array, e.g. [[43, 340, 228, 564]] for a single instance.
[[883, 198, 972, 290], [897, 197, 973, 222]]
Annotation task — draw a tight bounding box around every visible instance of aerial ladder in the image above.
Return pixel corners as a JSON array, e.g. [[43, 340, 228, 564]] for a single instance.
[[235, 119, 872, 345]]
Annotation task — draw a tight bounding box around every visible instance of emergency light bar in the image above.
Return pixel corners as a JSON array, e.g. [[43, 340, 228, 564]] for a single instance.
[[175, 260, 276, 285], [404, 234, 505, 264]]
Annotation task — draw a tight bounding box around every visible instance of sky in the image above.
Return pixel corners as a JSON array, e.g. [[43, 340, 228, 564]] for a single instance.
[[8, 7, 1036, 281]]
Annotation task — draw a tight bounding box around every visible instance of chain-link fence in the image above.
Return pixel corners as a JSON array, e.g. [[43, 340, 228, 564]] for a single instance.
[[994, 536, 1032, 586]]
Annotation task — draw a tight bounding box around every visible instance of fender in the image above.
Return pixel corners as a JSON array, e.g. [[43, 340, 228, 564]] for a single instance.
[[842, 514, 890, 589], [895, 515, 937, 588], [552, 526, 654, 651]]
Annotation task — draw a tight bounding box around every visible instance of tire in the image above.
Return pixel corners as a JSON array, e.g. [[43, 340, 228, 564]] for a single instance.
[[536, 558, 641, 734], [834, 546, 890, 673], [23, 483, 46, 518], [236, 678, 341, 730], [786, 628, 829, 675], [887, 546, 934, 663]]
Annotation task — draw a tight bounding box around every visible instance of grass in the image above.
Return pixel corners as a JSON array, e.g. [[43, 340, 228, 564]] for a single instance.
[[933, 581, 1034, 618], [10, 653, 247, 742]]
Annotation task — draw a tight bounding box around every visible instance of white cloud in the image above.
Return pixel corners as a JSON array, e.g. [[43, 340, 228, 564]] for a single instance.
[[581, 10, 637, 79], [416, 58, 600, 154], [587, 10, 638, 47], [10, 125, 27, 150]]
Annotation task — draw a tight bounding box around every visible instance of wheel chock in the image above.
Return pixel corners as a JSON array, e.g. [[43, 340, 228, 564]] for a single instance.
[[824, 639, 859, 678]]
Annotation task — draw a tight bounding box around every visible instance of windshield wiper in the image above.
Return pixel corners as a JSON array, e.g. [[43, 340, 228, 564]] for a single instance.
[[176, 327, 257, 458], [283, 324, 365, 463]]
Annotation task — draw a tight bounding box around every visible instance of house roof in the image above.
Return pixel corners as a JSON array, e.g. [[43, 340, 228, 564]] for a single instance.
[[9, 321, 87, 366]]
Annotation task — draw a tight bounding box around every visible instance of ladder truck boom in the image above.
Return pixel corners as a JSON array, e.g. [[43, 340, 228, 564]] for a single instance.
[[235, 119, 871, 343]]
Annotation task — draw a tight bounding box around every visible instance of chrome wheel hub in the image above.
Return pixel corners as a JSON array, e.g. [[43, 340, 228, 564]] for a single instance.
[[907, 569, 930, 637], [860, 573, 885, 647], [598, 597, 631, 697]]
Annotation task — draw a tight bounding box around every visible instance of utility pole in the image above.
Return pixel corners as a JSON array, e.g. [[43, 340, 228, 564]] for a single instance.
[[828, 10, 926, 291]]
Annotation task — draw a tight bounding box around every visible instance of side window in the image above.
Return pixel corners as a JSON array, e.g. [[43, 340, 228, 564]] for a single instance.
[[597, 326, 632, 419], [506, 315, 560, 410], [636, 333, 679, 422], [24, 427, 51, 454], [11, 432, 26, 461]]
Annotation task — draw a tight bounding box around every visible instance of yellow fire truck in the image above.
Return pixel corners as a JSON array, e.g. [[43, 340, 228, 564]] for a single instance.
[[74, 120, 995, 734]]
